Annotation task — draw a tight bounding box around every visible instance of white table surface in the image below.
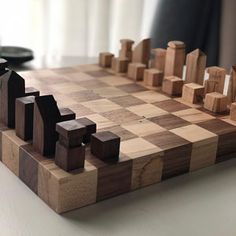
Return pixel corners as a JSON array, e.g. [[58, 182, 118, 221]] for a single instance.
[[1, 58, 236, 236]]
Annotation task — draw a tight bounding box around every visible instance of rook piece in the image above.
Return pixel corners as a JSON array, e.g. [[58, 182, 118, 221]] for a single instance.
[[182, 83, 204, 104], [119, 39, 134, 61], [76, 117, 96, 143], [91, 131, 120, 161], [151, 48, 166, 71], [0, 70, 25, 128], [15, 96, 35, 141], [132, 38, 151, 67], [185, 49, 206, 85], [204, 92, 228, 113], [55, 120, 86, 171], [205, 67, 226, 94], [33, 95, 61, 156], [227, 66, 236, 103], [164, 41, 185, 78]]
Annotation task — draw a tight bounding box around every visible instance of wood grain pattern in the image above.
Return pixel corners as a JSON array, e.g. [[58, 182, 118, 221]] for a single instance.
[[164, 41, 185, 78], [198, 119, 236, 162], [2, 130, 28, 176], [15, 96, 35, 141], [86, 149, 132, 201], [185, 49, 206, 85], [38, 160, 97, 213]]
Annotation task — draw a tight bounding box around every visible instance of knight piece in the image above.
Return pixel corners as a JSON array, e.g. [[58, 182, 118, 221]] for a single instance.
[[185, 49, 206, 85]]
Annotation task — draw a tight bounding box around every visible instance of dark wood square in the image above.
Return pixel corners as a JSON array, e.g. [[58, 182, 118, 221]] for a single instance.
[[86, 151, 132, 201], [198, 119, 236, 162], [85, 70, 113, 78], [109, 95, 146, 107], [99, 125, 137, 141], [144, 131, 192, 179], [153, 99, 190, 112], [102, 109, 141, 124], [149, 114, 190, 130], [117, 83, 148, 93], [70, 90, 102, 103], [78, 79, 109, 89], [19, 144, 49, 194]]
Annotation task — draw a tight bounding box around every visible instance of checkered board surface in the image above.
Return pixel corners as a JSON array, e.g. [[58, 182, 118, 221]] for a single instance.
[[1, 63, 236, 214]]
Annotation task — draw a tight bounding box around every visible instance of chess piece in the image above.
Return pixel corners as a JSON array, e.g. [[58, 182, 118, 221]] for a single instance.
[[164, 41, 185, 78], [182, 83, 204, 104], [204, 92, 228, 113], [59, 108, 76, 122], [25, 87, 40, 97], [119, 39, 134, 61], [144, 69, 163, 86], [151, 48, 166, 72], [162, 76, 183, 96], [205, 66, 226, 94], [0, 70, 25, 128], [132, 38, 151, 67], [91, 131, 120, 161], [227, 66, 236, 103], [15, 96, 36, 141], [33, 95, 61, 156], [185, 49, 206, 85], [127, 63, 146, 81], [55, 120, 86, 171], [76, 117, 96, 143], [99, 52, 114, 67]]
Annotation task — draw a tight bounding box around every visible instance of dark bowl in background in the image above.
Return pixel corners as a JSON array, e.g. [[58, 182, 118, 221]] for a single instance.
[[0, 46, 34, 65]]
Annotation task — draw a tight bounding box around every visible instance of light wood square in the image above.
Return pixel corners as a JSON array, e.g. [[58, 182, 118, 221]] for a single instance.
[[173, 108, 215, 123], [93, 87, 127, 98], [38, 160, 97, 213], [133, 91, 170, 103], [120, 137, 162, 159], [53, 94, 78, 107], [2, 130, 28, 176], [99, 76, 133, 86], [170, 124, 218, 171], [122, 119, 166, 137], [50, 82, 86, 94], [85, 114, 116, 130], [132, 152, 163, 190], [81, 99, 122, 113], [127, 104, 168, 118], [170, 124, 217, 142]]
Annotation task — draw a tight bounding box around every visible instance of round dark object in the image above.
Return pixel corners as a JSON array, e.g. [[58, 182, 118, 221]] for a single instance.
[[0, 58, 8, 70], [0, 46, 34, 64]]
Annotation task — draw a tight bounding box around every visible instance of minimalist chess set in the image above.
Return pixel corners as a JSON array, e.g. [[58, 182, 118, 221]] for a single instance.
[[1, 38, 236, 214]]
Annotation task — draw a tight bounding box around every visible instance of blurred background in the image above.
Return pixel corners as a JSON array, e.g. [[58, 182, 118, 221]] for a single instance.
[[0, 0, 235, 71]]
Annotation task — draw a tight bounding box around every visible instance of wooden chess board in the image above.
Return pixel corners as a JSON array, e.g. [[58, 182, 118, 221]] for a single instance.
[[1, 63, 236, 214]]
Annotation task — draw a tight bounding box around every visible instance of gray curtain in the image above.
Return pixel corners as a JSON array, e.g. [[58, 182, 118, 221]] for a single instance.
[[151, 0, 222, 66]]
